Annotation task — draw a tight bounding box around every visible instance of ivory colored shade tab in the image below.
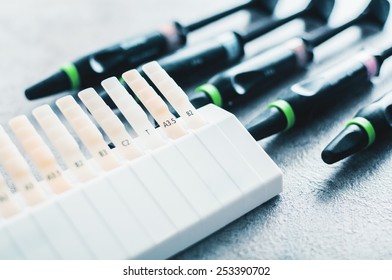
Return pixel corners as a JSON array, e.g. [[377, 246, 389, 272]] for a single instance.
[[0, 174, 20, 218], [122, 70, 187, 139], [78, 88, 144, 160], [9, 116, 72, 194], [142, 61, 207, 129], [32, 105, 96, 183], [101, 77, 165, 149], [56, 96, 120, 171], [0, 125, 46, 206]]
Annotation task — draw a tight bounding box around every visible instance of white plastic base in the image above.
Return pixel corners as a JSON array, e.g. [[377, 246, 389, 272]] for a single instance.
[[0, 104, 282, 259]]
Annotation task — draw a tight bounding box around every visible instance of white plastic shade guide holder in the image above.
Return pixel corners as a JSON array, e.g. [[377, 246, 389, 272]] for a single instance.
[[0, 125, 46, 206], [105, 165, 177, 246], [57, 188, 128, 259], [0, 104, 283, 260], [81, 176, 154, 258], [172, 132, 242, 212], [32, 105, 96, 183], [0, 63, 283, 260], [152, 142, 221, 218], [30, 200, 94, 259], [129, 154, 199, 230], [101, 77, 166, 150], [150, 140, 224, 244], [196, 123, 263, 194], [56, 95, 120, 171], [5, 213, 59, 259], [9, 115, 72, 194], [202, 105, 283, 202], [122, 70, 188, 140], [0, 174, 20, 219], [0, 227, 25, 259], [78, 88, 144, 161], [142, 61, 207, 129]]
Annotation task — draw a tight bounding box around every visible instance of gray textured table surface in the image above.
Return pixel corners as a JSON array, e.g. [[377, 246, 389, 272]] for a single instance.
[[1, 0, 392, 259]]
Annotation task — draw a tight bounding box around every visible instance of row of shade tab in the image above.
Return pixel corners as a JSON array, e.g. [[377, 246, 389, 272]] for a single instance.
[[0, 62, 207, 220]]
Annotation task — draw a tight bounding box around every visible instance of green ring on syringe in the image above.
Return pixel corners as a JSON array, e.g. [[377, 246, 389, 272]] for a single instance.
[[195, 84, 223, 108], [347, 117, 376, 148], [61, 63, 81, 90], [268, 100, 296, 130]]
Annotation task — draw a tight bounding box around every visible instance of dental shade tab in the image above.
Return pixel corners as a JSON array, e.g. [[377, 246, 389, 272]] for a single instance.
[[56, 96, 120, 171], [142, 61, 207, 129], [78, 88, 144, 160], [0, 125, 46, 206], [122, 69, 188, 139], [32, 105, 96, 183], [9, 116, 72, 194], [101, 77, 166, 149]]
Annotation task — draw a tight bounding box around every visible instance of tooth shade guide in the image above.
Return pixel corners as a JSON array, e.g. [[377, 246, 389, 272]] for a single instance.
[[0, 63, 282, 260], [32, 105, 96, 183], [78, 88, 144, 161], [56, 96, 120, 171], [9, 116, 72, 194], [101, 77, 166, 149], [0, 126, 46, 206], [122, 70, 187, 139], [141, 61, 206, 129]]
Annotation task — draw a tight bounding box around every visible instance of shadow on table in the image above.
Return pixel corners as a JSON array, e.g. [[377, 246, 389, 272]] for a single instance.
[[316, 136, 392, 201]]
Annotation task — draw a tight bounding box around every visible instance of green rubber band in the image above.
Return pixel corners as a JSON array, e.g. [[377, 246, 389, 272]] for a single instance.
[[268, 100, 296, 130], [347, 117, 376, 148], [61, 63, 80, 90], [195, 84, 223, 107]]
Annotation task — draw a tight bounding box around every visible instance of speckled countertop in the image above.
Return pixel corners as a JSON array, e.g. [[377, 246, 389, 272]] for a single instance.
[[1, 0, 392, 259]]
